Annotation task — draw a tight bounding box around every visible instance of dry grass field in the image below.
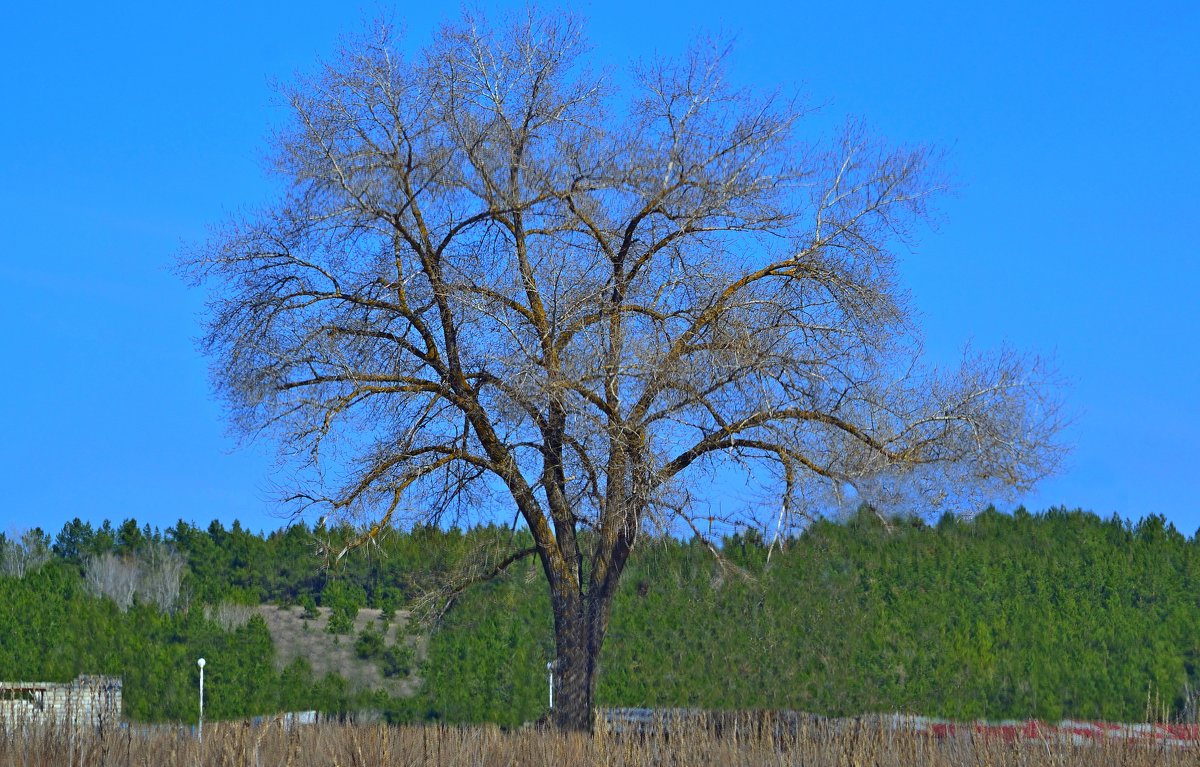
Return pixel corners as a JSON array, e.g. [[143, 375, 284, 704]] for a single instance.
[[2, 715, 1198, 767], [253, 605, 422, 696]]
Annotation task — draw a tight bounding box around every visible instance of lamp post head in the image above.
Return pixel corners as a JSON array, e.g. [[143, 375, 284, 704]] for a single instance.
[[197, 658, 206, 669]]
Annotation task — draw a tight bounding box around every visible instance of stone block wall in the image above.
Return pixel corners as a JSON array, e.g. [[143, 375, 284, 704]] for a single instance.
[[0, 675, 122, 729]]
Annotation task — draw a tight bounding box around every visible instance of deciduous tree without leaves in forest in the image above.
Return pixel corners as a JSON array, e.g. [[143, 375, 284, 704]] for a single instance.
[[182, 9, 1065, 731]]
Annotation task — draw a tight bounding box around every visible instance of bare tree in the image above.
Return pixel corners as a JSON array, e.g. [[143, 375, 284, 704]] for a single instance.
[[1, 529, 52, 579], [137, 540, 186, 613], [84, 553, 139, 611], [82, 542, 185, 613], [182, 10, 1064, 730]]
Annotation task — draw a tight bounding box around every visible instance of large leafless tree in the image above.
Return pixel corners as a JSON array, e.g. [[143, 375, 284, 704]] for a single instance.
[[183, 10, 1064, 730]]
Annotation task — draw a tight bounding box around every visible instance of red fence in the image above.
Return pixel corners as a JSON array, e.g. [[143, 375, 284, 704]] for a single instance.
[[899, 714, 1200, 748]]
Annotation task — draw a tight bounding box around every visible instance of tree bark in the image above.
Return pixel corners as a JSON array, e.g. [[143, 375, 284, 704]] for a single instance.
[[545, 585, 618, 731], [551, 590, 595, 731]]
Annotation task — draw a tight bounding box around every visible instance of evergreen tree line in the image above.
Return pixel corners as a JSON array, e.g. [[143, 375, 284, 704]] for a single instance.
[[0, 559, 365, 721], [2, 508, 1199, 726]]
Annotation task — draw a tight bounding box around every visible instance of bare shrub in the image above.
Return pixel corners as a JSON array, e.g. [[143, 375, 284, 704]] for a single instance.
[[205, 602, 256, 631]]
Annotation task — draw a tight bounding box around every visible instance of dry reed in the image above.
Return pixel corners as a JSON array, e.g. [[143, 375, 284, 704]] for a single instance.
[[1, 714, 1195, 766]]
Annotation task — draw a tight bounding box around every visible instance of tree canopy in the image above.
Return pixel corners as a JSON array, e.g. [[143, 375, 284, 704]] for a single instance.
[[183, 9, 1064, 729]]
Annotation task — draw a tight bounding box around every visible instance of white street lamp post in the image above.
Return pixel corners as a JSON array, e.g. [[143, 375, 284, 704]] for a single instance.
[[546, 660, 555, 710], [197, 657, 206, 743]]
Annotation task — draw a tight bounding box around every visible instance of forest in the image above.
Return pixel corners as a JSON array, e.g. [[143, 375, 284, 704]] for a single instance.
[[1, 507, 1198, 727]]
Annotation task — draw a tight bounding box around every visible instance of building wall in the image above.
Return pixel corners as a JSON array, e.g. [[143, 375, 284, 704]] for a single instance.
[[0, 675, 122, 728]]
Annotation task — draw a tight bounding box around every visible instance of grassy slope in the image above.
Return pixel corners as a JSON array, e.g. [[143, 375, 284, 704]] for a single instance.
[[254, 606, 423, 698]]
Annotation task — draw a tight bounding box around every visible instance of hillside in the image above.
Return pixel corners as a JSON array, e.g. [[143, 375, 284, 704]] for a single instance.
[[3, 507, 1200, 727], [255, 605, 421, 698], [379, 508, 1200, 726]]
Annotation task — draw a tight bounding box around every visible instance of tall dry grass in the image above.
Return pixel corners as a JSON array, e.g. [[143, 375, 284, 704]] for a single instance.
[[1, 715, 1196, 766]]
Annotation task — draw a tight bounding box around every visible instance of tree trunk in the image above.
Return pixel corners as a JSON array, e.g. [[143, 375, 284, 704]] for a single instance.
[[550, 589, 614, 732]]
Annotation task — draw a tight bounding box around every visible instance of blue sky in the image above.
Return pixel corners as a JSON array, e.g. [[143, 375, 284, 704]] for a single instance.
[[1, 1, 1196, 538]]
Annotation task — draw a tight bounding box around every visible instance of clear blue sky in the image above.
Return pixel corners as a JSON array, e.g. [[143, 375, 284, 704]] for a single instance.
[[1, 1, 1196, 538]]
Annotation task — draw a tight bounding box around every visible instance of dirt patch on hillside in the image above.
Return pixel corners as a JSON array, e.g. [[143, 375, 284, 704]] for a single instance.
[[256, 605, 422, 697]]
